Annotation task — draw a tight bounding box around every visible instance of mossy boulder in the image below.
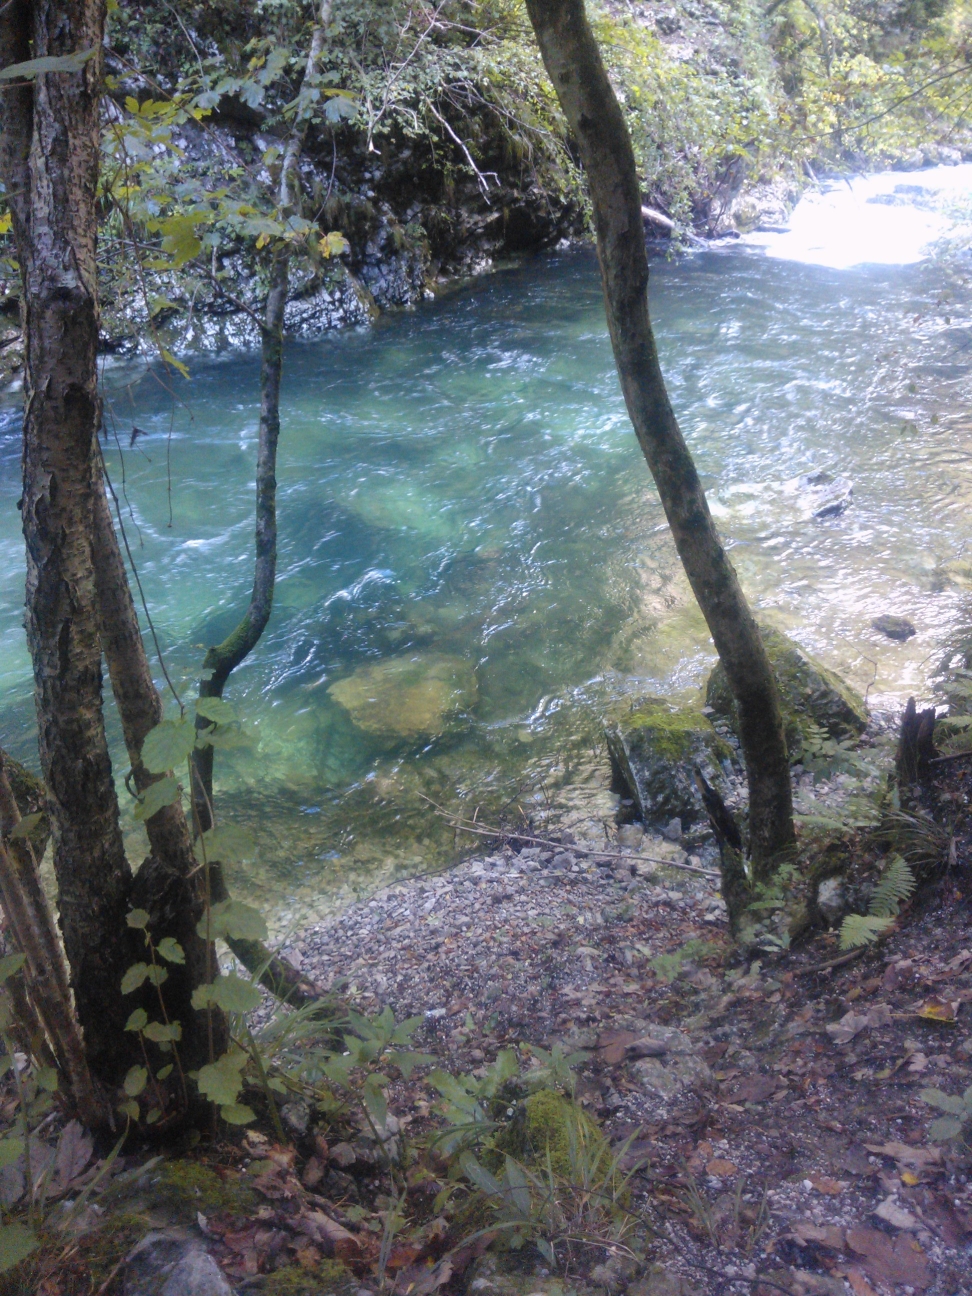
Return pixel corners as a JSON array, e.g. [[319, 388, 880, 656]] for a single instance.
[[328, 652, 477, 744], [705, 625, 867, 762], [521, 1089, 606, 1179], [605, 698, 733, 828], [263, 1259, 355, 1295]]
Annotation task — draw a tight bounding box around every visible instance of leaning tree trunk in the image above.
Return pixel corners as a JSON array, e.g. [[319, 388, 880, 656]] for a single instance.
[[524, 0, 794, 877], [0, 0, 136, 1076]]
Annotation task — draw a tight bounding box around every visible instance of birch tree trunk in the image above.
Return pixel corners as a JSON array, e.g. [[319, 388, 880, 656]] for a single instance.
[[524, 0, 794, 875], [0, 0, 135, 1073]]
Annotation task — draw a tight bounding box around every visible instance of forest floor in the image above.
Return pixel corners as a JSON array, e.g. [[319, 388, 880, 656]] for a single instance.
[[281, 797, 972, 1296], [6, 767, 972, 1295]]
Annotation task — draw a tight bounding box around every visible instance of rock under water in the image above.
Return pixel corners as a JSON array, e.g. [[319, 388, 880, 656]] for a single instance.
[[328, 652, 478, 742]]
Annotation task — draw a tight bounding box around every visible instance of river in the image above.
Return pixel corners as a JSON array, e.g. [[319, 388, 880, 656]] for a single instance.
[[3, 164, 972, 926]]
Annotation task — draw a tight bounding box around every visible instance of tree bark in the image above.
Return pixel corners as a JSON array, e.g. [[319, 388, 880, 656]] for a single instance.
[[0, 0, 135, 1074], [524, 0, 794, 877]]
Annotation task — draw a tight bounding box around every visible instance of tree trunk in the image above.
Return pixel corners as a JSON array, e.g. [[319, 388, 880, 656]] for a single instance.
[[524, 0, 794, 878], [0, 0, 136, 1076], [91, 478, 226, 1071]]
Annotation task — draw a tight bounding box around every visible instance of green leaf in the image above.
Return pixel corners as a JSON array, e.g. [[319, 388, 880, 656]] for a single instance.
[[156, 1064, 173, 1080], [125, 1008, 148, 1032], [362, 1076, 388, 1132], [930, 1115, 964, 1141], [143, 1021, 182, 1043], [145, 965, 168, 988], [221, 1102, 256, 1125], [118, 1099, 139, 1121], [195, 696, 237, 725], [919, 1088, 966, 1115], [126, 909, 151, 930], [145, 1108, 161, 1125], [0, 49, 96, 82], [0, 953, 26, 986], [0, 1137, 24, 1170], [191, 973, 261, 1015], [121, 963, 150, 994], [124, 1066, 148, 1098], [133, 776, 180, 822], [0, 1221, 37, 1273], [193, 826, 256, 869], [156, 937, 185, 965], [142, 719, 195, 773], [839, 913, 893, 950], [198, 897, 267, 942], [37, 1066, 58, 1093], [459, 1152, 503, 1198], [9, 812, 43, 841], [160, 348, 190, 379], [196, 1049, 247, 1106]]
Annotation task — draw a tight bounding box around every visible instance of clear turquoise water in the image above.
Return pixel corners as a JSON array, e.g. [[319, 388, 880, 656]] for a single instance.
[[3, 238, 972, 920]]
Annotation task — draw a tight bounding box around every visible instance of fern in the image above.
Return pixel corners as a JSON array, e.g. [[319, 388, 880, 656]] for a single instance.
[[869, 855, 915, 918], [839, 913, 894, 950], [838, 855, 916, 949]]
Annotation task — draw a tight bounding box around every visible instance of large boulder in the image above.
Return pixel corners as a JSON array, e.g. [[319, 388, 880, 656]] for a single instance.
[[328, 652, 477, 743], [705, 625, 867, 762], [605, 698, 734, 828]]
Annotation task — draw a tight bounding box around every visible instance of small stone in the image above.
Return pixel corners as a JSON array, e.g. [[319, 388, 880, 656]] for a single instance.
[[872, 614, 916, 641], [617, 824, 644, 849], [662, 816, 682, 842], [551, 851, 574, 870], [123, 1231, 234, 1296], [627, 1036, 668, 1058], [330, 1142, 357, 1167], [281, 1099, 310, 1136], [874, 1195, 919, 1230], [816, 876, 846, 924]]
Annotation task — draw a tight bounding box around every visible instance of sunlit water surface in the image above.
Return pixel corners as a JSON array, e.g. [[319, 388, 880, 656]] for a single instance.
[[4, 167, 972, 924]]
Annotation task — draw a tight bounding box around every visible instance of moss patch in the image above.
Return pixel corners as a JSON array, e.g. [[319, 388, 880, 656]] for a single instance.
[[153, 1159, 256, 1219], [706, 625, 867, 762], [521, 1089, 607, 1179], [264, 1258, 355, 1295]]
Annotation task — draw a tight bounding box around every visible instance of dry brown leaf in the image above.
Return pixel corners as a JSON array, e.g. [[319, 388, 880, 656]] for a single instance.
[[844, 1268, 879, 1296], [808, 1174, 846, 1195], [705, 1158, 737, 1177], [864, 1141, 941, 1169], [917, 996, 958, 1023]]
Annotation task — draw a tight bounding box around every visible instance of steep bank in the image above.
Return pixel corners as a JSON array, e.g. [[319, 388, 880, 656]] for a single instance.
[[3, 0, 970, 387]]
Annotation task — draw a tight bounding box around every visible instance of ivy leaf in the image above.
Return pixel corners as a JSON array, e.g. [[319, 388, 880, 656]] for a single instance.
[[197, 898, 267, 942], [9, 812, 43, 841], [221, 1102, 256, 1125], [133, 776, 180, 822], [0, 953, 25, 986], [0, 1137, 24, 1170], [142, 719, 195, 773], [195, 696, 237, 725], [156, 937, 185, 965], [0, 48, 96, 82], [126, 909, 151, 930], [121, 963, 150, 994], [118, 1099, 139, 1121], [194, 825, 256, 868], [196, 1050, 247, 1106], [124, 1066, 148, 1098], [0, 1221, 37, 1273], [143, 1021, 182, 1043], [191, 973, 261, 1015], [125, 1008, 148, 1033]]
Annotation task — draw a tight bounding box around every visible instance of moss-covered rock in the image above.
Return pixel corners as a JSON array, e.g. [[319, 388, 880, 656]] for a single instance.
[[264, 1258, 355, 1295], [521, 1089, 606, 1179], [152, 1160, 256, 1219], [705, 625, 867, 762], [605, 698, 733, 827], [328, 652, 478, 744]]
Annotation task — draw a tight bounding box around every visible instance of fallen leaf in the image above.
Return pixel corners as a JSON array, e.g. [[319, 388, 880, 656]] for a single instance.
[[846, 1226, 931, 1290], [844, 1268, 879, 1296], [826, 1011, 869, 1045], [907, 1051, 929, 1072], [728, 1074, 778, 1103], [944, 949, 972, 973], [809, 1174, 846, 1195], [864, 1141, 941, 1169], [901, 1170, 921, 1186], [790, 1221, 845, 1250], [917, 997, 957, 1023], [597, 1030, 638, 1066], [705, 1158, 737, 1177], [51, 1121, 93, 1194], [865, 1003, 892, 1028], [874, 1195, 918, 1230]]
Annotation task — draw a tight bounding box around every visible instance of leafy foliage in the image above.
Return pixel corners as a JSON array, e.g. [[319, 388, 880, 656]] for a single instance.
[[839, 854, 915, 948]]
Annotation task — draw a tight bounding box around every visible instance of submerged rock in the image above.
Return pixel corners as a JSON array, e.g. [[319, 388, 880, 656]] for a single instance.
[[872, 614, 916, 641], [705, 625, 867, 762], [328, 652, 477, 742], [605, 698, 733, 828]]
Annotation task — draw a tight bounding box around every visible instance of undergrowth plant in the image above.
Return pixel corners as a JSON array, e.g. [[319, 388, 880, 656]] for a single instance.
[[839, 854, 916, 949]]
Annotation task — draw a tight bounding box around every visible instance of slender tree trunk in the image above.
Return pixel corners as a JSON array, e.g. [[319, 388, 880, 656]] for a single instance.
[[91, 479, 226, 1070], [0, 0, 136, 1073], [524, 0, 794, 877]]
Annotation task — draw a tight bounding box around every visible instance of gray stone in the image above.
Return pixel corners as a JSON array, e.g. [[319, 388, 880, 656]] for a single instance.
[[124, 1231, 234, 1296], [605, 697, 734, 828], [281, 1098, 310, 1136], [816, 876, 846, 925], [631, 1027, 713, 1100], [662, 816, 682, 842], [617, 824, 644, 850], [872, 614, 916, 641], [706, 624, 867, 762]]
